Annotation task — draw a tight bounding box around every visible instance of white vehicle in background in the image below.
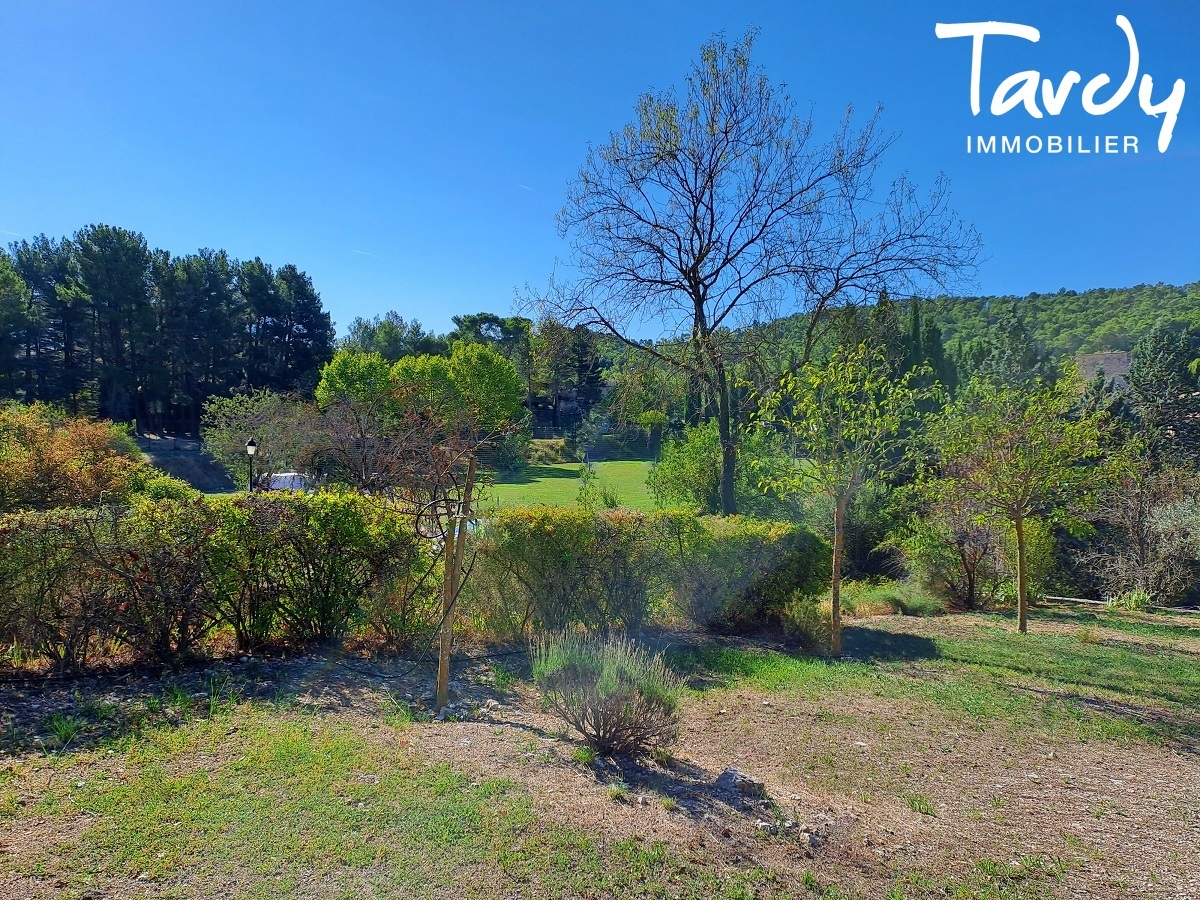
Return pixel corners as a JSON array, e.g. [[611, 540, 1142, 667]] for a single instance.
[[263, 471, 312, 491]]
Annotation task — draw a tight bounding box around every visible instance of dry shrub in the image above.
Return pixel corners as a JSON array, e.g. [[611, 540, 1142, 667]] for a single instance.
[[531, 631, 681, 755]]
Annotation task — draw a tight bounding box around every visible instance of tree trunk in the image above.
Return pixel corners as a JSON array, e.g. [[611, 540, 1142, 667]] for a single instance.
[[715, 359, 737, 516], [831, 496, 845, 656], [436, 455, 476, 712], [1014, 515, 1028, 633]]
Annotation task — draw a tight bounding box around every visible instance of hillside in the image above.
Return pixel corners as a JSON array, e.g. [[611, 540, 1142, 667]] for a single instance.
[[929, 282, 1200, 358]]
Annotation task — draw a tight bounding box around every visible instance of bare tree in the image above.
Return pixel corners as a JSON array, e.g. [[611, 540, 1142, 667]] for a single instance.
[[545, 30, 980, 513]]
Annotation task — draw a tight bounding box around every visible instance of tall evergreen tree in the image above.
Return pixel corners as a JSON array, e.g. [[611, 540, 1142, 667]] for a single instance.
[[0, 252, 31, 397], [1129, 321, 1200, 456], [74, 224, 155, 422], [972, 303, 1054, 387]]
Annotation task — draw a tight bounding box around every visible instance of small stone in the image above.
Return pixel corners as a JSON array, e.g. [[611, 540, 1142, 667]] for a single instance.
[[755, 820, 777, 834]]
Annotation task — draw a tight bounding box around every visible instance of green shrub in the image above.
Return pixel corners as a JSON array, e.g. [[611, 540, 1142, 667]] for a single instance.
[[1106, 588, 1153, 612], [206, 495, 290, 652], [528, 437, 574, 464], [781, 593, 832, 649], [271, 491, 416, 644], [577, 462, 619, 510], [886, 506, 1003, 611], [468, 507, 661, 637], [661, 514, 830, 630], [531, 631, 681, 754], [468, 507, 828, 637], [133, 472, 202, 502], [91, 498, 217, 663], [0, 510, 102, 670], [649, 422, 803, 519], [359, 539, 443, 651]]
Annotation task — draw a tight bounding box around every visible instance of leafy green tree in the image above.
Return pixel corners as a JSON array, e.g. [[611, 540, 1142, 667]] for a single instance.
[[445, 341, 525, 432], [547, 30, 978, 515], [315, 349, 395, 411], [202, 390, 316, 488], [390, 352, 459, 413], [923, 373, 1116, 632], [755, 343, 934, 654], [342, 312, 447, 361], [648, 421, 803, 519]]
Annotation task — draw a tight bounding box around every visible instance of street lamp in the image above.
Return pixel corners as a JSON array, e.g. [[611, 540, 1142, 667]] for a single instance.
[[245, 438, 257, 492]]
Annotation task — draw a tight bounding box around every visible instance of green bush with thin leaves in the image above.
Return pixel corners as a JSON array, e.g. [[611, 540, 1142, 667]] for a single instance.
[[531, 631, 682, 755]]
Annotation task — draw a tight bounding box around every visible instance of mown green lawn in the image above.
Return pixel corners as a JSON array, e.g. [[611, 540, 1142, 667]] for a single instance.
[[480, 460, 656, 511]]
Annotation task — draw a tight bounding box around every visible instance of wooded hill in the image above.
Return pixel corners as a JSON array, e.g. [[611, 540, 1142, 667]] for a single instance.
[[929, 282, 1200, 358]]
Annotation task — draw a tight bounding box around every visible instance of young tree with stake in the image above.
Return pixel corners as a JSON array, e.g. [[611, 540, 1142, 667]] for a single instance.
[[755, 343, 934, 655], [923, 373, 1116, 633]]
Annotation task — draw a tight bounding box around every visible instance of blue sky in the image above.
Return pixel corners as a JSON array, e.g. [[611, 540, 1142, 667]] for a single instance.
[[1, 1, 1197, 335]]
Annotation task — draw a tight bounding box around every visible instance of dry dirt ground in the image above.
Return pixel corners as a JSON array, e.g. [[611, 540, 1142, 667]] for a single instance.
[[2, 609, 1198, 899]]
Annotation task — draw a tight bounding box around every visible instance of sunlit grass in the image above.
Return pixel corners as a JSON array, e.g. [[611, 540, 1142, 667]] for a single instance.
[[480, 460, 655, 511]]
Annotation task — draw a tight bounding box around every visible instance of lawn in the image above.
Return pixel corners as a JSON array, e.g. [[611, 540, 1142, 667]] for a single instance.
[[480, 459, 656, 511], [4, 604, 1198, 898]]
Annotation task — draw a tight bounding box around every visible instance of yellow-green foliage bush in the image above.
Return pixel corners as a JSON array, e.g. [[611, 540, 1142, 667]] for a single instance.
[[468, 507, 829, 637], [662, 514, 830, 630], [469, 506, 661, 636], [528, 437, 574, 464], [0, 402, 144, 512]]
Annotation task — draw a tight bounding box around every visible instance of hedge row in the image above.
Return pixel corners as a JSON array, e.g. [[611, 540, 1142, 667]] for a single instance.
[[0, 492, 438, 670], [1, 497, 831, 672], [467, 506, 830, 639]]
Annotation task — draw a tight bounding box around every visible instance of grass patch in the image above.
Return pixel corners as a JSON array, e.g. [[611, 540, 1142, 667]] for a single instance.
[[11, 706, 777, 898], [890, 854, 1066, 898], [840, 580, 946, 618], [903, 793, 936, 816], [676, 610, 1200, 745], [482, 461, 655, 511]]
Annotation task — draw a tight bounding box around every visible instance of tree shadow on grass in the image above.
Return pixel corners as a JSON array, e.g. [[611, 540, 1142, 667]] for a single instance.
[[842, 627, 941, 663], [491, 464, 580, 485]]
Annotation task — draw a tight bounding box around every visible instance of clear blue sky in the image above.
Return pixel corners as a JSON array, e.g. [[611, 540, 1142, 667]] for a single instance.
[[1, 1, 1197, 336]]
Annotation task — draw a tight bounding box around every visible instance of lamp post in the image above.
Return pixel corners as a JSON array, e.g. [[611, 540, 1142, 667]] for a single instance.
[[245, 438, 257, 492]]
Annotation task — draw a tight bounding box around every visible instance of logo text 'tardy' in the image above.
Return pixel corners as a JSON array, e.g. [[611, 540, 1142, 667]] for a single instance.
[[935, 16, 1185, 152]]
